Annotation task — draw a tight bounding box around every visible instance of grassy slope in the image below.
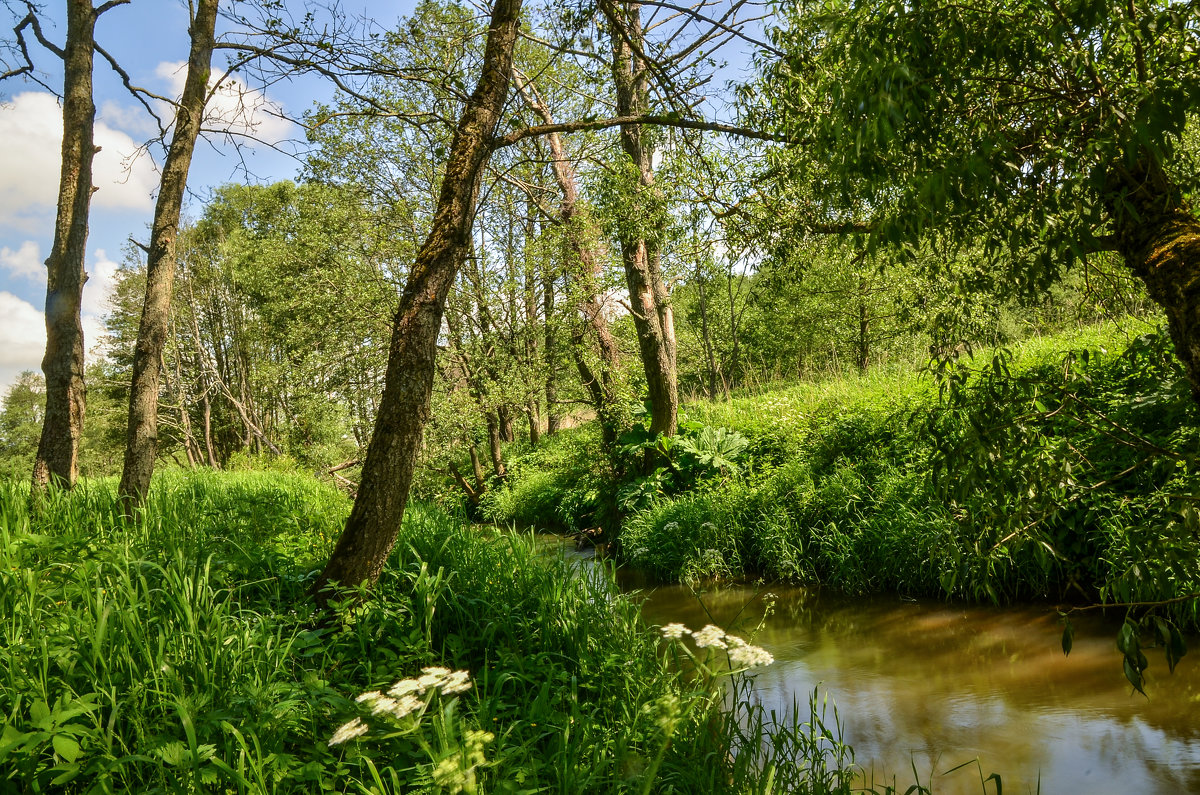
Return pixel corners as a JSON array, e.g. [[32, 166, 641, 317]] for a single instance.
[[0, 471, 869, 794], [486, 321, 1200, 628]]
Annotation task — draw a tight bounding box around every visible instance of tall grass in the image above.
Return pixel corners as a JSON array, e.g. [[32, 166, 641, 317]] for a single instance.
[[0, 470, 894, 793], [484, 320, 1200, 632]]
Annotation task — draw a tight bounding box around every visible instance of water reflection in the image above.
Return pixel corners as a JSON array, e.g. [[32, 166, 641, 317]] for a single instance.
[[629, 581, 1200, 794]]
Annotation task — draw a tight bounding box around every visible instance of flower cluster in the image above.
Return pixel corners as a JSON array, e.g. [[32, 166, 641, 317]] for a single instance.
[[329, 667, 474, 746], [660, 622, 774, 669]]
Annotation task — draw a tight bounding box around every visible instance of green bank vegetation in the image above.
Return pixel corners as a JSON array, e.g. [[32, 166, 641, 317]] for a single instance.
[[479, 321, 1199, 684], [0, 472, 894, 794]]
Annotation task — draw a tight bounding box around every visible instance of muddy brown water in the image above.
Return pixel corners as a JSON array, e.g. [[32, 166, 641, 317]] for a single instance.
[[545, 539, 1200, 794], [622, 575, 1200, 794]]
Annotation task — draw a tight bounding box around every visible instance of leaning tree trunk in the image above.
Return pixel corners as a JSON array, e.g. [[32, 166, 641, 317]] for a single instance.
[[514, 72, 623, 442], [312, 0, 523, 597], [118, 0, 219, 511], [605, 0, 678, 438], [1112, 164, 1200, 400], [31, 1, 102, 495]]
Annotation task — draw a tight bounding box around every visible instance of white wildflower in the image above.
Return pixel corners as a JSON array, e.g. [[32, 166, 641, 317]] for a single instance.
[[366, 695, 400, 715], [438, 670, 472, 695], [328, 717, 368, 746], [661, 623, 691, 640], [692, 624, 728, 649], [728, 643, 774, 669], [387, 694, 423, 719], [417, 666, 452, 692], [388, 678, 423, 697], [355, 690, 384, 703]]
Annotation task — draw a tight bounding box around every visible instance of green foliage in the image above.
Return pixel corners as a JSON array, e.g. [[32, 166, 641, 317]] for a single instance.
[[755, 0, 1200, 299], [498, 321, 1200, 661], [1, 470, 871, 793], [0, 371, 43, 481]]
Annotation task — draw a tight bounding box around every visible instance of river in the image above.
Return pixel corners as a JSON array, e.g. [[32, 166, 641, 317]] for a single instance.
[[519, 531, 1200, 794], [619, 573, 1200, 794]]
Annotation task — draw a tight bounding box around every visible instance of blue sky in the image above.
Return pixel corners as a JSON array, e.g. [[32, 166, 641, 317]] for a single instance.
[[0, 0, 413, 396], [0, 0, 761, 399]]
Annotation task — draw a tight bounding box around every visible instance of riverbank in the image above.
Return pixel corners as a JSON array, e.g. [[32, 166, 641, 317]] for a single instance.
[[479, 320, 1200, 631], [0, 472, 866, 793]]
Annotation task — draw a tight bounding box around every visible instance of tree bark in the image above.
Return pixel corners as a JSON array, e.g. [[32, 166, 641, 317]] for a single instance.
[[604, 0, 678, 438], [486, 411, 507, 479], [31, 1, 105, 495], [312, 0, 523, 597], [543, 271, 561, 434], [118, 0, 218, 510], [514, 73, 623, 438], [1111, 163, 1200, 400]]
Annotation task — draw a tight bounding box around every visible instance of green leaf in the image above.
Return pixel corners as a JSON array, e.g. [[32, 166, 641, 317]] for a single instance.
[[53, 734, 81, 764], [30, 699, 51, 728], [1168, 626, 1188, 674], [1061, 621, 1074, 657], [1116, 621, 1137, 656], [1123, 656, 1146, 696]]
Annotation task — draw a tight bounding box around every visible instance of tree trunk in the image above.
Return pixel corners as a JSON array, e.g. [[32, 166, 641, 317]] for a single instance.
[[857, 275, 870, 373], [497, 404, 515, 443], [526, 399, 541, 445], [486, 412, 507, 479], [523, 201, 541, 446], [605, 0, 678, 438], [1112, 166, 1200, 400], [118, 0, 218, 510], [544, 271, 561, 434], [514, 72, 623, 436], [312, 0, 523, 597], [31, 1, 102, 495]]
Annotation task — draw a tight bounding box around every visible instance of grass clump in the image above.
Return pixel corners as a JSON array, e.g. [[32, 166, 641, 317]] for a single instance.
[[0, 469, 879, 793], [486, 321, 1200, 633]]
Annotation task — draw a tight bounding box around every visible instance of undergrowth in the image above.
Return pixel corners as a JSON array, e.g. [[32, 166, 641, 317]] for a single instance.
[[482, 321, 1200, 636], [0, 470, 894, 794]]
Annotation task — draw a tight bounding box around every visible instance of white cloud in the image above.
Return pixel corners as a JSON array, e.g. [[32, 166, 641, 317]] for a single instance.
[[99, 99, 163, 139], [82, 248, 121, 318], [0, 92, 159, 226], [0, 268, 114, 399], [0, 241, 42, 282], [156, 60, 293, 145], [0, 291, 46, 397]]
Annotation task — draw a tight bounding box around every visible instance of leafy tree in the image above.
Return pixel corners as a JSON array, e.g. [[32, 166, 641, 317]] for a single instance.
[[0, 372, 45, 480], [757, 0, 1200, 393]]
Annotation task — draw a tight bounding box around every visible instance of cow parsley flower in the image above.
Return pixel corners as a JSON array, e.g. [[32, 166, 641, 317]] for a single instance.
[[661, 622, 691, 640], [329, 717, 368, 746], [692, 624, 728, 649]]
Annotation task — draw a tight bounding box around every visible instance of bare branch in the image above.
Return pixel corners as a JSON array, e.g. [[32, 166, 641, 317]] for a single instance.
[[492, 113, 795, 148]]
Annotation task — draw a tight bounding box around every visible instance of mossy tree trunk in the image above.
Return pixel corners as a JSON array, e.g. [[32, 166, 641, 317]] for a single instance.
[[118, 0, 219, 511], [312, 0, 523, 597], [1110, 160, 1200, 402], [31, 0, 108, 495], [604, 0, 678, 439]]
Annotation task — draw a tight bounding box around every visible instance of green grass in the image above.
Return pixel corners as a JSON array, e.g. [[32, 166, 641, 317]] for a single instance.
[[0, 470, 892, 794], [483, 320, 1200, 634]]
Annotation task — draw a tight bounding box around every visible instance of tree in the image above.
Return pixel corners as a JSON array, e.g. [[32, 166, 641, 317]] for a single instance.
[[4, 0, 129, 494], [601, 0, 679, 439], [0, 372, 45, 480], [758, 0, 1200, 394], [118, 0, 219, 509], [312, 0, 524, 597]]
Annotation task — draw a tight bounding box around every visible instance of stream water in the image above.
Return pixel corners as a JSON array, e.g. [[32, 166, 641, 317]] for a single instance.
[[545, 540, 1200, 794]]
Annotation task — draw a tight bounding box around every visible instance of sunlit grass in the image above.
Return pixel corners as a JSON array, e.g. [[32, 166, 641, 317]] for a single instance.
[[0, 470, 906, 793]]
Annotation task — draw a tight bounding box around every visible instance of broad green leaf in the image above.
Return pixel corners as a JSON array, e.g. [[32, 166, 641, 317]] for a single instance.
[[53, 734, 81, 764]]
